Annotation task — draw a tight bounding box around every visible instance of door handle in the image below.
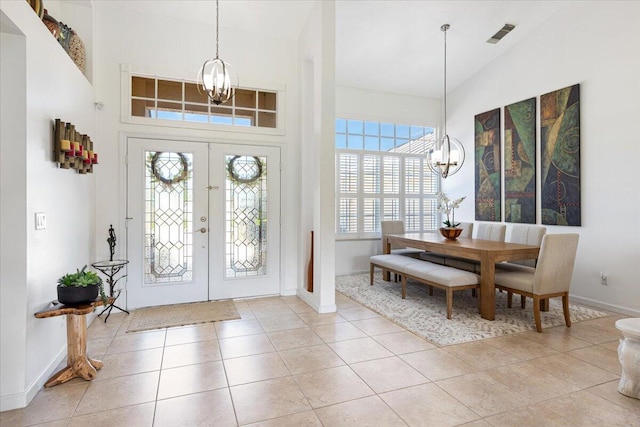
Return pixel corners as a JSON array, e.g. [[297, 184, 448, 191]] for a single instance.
[[199, 227, 207, 233]]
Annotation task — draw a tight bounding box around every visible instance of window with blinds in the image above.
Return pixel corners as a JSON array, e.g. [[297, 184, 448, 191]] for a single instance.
[[336, 118, 439, 238]]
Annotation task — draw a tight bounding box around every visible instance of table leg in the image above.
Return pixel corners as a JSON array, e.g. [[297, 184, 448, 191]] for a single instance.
[[44, 313, 102, 387], [479, 253, 496, 320], [383, 239, 391, 281]]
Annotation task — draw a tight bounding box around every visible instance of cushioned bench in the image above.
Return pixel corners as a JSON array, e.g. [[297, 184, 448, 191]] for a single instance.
[[370, 254, 480, 319]]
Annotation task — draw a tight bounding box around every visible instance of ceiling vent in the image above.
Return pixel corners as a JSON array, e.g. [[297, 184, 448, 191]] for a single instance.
[[487, 24, 516, 44]]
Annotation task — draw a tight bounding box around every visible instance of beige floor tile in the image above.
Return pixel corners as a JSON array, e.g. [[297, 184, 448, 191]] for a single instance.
[[586, 380, 640, 414], [400, 348, 477, 381], [230, 376, 311, 425], [246, 296, 288, 308], [335, 298, 361, 311], [350, 356, 429, 393], [380, 383, 480, 426], [257, 313, 307, 332], [267, 327, 323, 351], [436, 371, 531, 417], [67, 402, 155, 427], [328, 337, 394, 364], [87, 317, 122, 340], [98, 348, 163, 379], [567, 344, 621, 374], [540, 389, 640, 426], [315, 395, 407, 426], [105, 330, 166, 354], [372, 331, 436, 354], [297, 311, 347, 327], [224, 352, 290, 386], [164, 322, 217, 346], [218, 333, 275, 359], [483, 402, 575, 427], [528, 353, 619, 389], [599, 339, 621, 352], [75, 371, 159, 415], [243, 410, 322, 427], [157, 360, 227, 399], [286, 301, 320, 314], [87, 337, 114, 359], [251, 304, 296, 319], [442, 340, 520, 370], [312, 322, 368, 342], [337, 305, 380, 321], [162, 340, 222, 369], [278, 344, 345, 375], [550, 321, 621, 344], [484, 334, 559, 360], [215, 319, 264, 338], [482, 360, 580, 401], [350, 317, 405, 336], [456, 420, 492, 427], [154, 388, 237, 427], [294, 365, 374, 408], [519, 329, 592, 352], [236, 306, 256, 320]]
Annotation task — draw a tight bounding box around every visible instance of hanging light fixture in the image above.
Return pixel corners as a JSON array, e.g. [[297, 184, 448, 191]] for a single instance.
[[426, 23, 465, 178], [198, 0, 238, 105]]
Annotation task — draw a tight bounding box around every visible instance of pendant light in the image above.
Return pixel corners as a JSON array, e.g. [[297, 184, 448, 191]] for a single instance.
[[198, 0, 238, 105], [426, 24, 465, 178]]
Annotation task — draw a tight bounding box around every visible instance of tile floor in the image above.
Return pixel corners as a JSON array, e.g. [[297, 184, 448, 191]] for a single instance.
[[2, 294, 639, 426]]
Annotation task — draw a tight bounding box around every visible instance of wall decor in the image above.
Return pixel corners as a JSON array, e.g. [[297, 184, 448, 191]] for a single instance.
[[54, 119, 98, 173], [540, 84, 581, 226], [475, 108, 501, 221], [504, 97, 536, 223]]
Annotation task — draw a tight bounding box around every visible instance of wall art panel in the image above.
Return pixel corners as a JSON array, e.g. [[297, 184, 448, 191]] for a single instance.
[[475, 108, 501, 221], [504, 97, 536, 223], [540, 84, 581, 226]]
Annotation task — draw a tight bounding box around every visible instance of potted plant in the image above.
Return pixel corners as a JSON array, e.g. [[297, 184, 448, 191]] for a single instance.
[[437, 192, 466, 240], [57, 265, 107, 306]]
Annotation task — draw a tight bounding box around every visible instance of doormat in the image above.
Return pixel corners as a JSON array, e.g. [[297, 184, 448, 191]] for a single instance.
[[126, 300, 240, 333]]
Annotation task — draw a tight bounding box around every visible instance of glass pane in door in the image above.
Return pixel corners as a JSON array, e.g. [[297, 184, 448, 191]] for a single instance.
[[144, 151, 194, 284], [225, 155, 268, 278]]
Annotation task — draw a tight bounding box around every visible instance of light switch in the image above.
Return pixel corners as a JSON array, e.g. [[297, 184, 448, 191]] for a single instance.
[[35, 212, 47, 230]]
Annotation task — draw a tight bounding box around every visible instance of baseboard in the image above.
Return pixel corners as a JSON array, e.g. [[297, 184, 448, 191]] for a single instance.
[[0, 345, 65, 412], [570, 295, 640, 317], [295, 289, 336, 314]]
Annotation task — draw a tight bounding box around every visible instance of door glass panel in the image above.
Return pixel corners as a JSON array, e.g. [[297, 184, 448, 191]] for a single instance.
[[145, 151, 193, 284], [225, 155, 268, 278]]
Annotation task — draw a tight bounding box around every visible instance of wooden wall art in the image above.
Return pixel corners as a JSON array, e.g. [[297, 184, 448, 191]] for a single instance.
[[474, 108, 501, 221], [540, 84, 581, 226], [54, 119, 98, 174], [504, 97, 536, 223]]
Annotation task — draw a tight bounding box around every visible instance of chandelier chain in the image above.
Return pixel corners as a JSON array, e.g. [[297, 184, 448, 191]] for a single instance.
[[215, 0, 220, 59], [442, 24, 448, 136]]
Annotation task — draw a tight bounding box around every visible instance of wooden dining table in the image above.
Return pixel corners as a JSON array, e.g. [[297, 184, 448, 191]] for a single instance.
[[385, 233, 540, 320]]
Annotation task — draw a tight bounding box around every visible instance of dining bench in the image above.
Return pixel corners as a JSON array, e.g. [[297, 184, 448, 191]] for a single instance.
[[370, 254, 480, 319]]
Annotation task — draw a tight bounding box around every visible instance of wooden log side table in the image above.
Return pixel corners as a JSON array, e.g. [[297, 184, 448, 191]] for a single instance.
[[34, 298, 113, 387], [91, 259, 129, 322]]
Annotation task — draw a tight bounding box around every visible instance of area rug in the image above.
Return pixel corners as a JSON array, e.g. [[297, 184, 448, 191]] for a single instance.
[[336, 273, 608, 346], [127, 300, 240, 333]]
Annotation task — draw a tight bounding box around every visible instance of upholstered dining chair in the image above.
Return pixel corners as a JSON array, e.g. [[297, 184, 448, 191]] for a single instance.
[[380, 220, 422, 257], [475, 222, 507, 241], [494, 233, 579, 332]]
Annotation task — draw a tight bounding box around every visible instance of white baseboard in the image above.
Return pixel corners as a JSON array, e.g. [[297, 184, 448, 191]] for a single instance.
[[570, 295, 640, 317], [295, 289, 336, 314]]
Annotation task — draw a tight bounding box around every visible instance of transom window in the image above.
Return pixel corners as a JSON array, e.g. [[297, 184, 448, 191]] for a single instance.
[[336, 118, 439, 238], [130, 75, 277, 128]]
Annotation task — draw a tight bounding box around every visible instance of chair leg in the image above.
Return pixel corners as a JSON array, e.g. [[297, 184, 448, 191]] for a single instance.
[[429, 285, 433, 296], [446, 288, 453, 319], [532, 295, 542, 332], [507, 291, 513, 308], [401, 275, 407, 299], [520, 295, 526, 309], [562, 293, 572, 328], [471, 289, 476, 297], [370, 264, 374, 286]]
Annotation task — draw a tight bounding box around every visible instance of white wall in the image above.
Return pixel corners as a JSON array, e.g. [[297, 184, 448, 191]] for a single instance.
[[0, 1, 96, 411], [444, 1, 640, 315]]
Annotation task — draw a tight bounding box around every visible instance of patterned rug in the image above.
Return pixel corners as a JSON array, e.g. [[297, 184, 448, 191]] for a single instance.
[[127, 300, 240, 333], [336, 273, 608, 346]]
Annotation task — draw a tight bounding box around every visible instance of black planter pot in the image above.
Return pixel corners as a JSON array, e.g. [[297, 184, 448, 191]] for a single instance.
[[57, 284, 99, 306]]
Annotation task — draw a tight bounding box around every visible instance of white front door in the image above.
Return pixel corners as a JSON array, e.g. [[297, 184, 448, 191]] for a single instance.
[[126, 137, 280, 309]]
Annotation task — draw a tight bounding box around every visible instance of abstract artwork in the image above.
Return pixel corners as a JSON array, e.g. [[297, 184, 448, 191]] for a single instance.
[[540, 84, 581, 226], [504, 98, 536, 223], [475, 108, 501, 221]]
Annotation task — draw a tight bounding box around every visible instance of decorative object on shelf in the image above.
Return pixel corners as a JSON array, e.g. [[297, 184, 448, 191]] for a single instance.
[[57, 265, 106, 306], [426, 24, 465, 178], [227, 155, 263, 184], [505, 97, 536, 224], [26, 0, 45, 18], [437, 192, 466, 240], [107, 224, 117, 261], [197, 0, 238, 105], [42, 10, 60, 39], [540, 84, 581, 226], [67, 28, 86, 73], [475, 107, 501, 221], [54, 119, 98, 173], [150, 152, 190, 185]]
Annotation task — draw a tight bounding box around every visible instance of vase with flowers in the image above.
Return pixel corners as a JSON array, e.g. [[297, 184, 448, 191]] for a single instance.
[[437, 192, 466, 240]]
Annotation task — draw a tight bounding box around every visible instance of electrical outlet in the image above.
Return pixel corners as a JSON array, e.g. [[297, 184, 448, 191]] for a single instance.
[[35, 212, 47, 230], [600, 272, 608, 286]]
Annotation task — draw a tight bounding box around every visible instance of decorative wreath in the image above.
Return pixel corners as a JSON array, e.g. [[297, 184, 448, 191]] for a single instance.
[[227, 156, 263, 184], [150, 152, 190, 185]]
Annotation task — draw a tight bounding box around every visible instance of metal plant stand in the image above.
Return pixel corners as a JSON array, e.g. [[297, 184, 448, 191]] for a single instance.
[[91, 260, 129, 322]]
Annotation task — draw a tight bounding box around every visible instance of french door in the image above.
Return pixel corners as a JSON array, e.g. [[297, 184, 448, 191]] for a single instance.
[[126, 137, 280, 309]]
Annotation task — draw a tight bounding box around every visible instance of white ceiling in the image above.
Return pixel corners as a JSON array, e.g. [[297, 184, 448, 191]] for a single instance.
[[123, 0, 570, 98]]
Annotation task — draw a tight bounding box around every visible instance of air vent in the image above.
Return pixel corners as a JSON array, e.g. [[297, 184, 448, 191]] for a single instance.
[[487, 24, 516, 44]]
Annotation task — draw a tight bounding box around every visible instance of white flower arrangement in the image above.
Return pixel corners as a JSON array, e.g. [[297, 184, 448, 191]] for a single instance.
[[437, 192, 466, 228]]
